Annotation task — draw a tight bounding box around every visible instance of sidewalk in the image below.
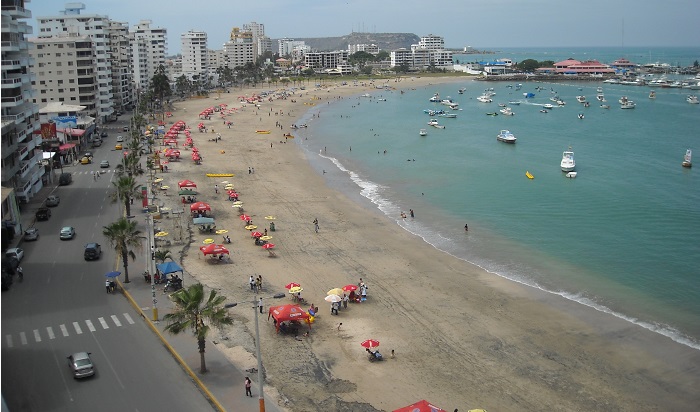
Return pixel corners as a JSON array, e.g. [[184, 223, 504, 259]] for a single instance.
[[118, 213, 284, 412]]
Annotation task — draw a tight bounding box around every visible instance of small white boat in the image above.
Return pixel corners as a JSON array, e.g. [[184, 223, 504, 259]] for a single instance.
[[419, 129, 427, 136], [578, 113, 585, 119], [497, 129, 516, 143], [508, 101, 521, 105], [649, 90, 656, 99], [557, 99, 566, 106], [540, 109, 548, 113], [687, 95, 699, 104], [543, 104, 554, 109], [477, 95, 493, 103], [427, 119, 439, 126], [600, 104, 610, 109], [458, 87, 466, 94], [429, 93, 441, 102], [597, 87, 603, 93], [596, 93, 606, 102], [438, 113, 458, 118], [499, 107, 514, 116], [361, 93, 371, 98], [566, 172, 578, 178], [621, 100, 636, 109], [561, 148, 576, 172], [498, 103, 507, 107], [682, 149, 692, 168], [576, 95, 587, 103]]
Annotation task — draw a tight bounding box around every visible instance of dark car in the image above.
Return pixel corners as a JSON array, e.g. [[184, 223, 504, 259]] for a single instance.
[[59, 173, 73, 186], [84, 243, 102, 261], [35, 207, 51, 221], [100, 131, 108, 138]]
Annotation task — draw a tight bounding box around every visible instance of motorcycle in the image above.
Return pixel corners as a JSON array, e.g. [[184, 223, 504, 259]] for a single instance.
[[163, 278, 183, 293]]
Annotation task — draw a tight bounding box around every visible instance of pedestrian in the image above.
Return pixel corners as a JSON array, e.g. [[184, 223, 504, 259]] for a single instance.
[[252, 167, 255, 174], [264, 228, 268, 236], [249, 275, 255, 291], [256, 275, 262, 292], [464, 223, 468, 231], [313, 218, 319, 233], [130, 197, 134, 205], [342, 293, 349, 309], [248, 167, 251, 174], [410, 209, 414, 218], [214, 184, 219, 194], [245, 377, 252, 397], [258, 297, 264, 314]]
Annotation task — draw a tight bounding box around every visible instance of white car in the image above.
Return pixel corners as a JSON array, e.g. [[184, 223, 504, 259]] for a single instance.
[[24, 228, 39, 241], [116, 135, 124, 142], [5, 248, 24, 262]]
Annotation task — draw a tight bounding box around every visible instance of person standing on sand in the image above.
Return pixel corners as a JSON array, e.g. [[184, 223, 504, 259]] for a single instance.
[[249, 275, 255, 291], [258, 297, 264, 314], [464, 223, 468, 231], [313, 218, 319, 233], [245, 377, 252, 397], [410, 209, 414, 218]]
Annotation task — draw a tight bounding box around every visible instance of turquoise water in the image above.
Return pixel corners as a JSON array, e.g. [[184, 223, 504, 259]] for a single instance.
[[291, 56, 700, 350]]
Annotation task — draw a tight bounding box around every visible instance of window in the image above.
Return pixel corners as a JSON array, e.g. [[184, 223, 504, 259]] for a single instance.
[[41, 98, 47, 103], [58, 44, 64, 48], [56, 53, 61, 57]]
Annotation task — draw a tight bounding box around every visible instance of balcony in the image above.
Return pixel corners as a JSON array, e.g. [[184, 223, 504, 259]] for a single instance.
[[1, 94, 24, 106]]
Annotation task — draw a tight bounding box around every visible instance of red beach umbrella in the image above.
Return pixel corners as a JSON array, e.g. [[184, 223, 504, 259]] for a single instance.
[[342, 284, 358, 292], [239, 214, 251, 221], [251, 231, 263, 238], [190, 201, 211, 212], [262, 243, 275, 250], [178, 179, 197, 188], [285, 282, 300, 290], [392, 400, 447, 412], [199, 244, 229, 256], [360, 339, 380, 349]]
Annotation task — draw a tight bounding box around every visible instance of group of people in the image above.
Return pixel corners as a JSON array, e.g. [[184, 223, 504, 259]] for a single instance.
[[249, 275, 264, 293], [181, 196, 198, 203]]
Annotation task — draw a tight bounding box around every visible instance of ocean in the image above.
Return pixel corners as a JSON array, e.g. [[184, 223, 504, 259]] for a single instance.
[[291, 47, 700, 350]]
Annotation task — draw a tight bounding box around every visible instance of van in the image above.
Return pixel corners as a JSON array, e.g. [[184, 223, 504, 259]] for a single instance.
[[59, 173, 73, 185], [92, 138, 102, 147]]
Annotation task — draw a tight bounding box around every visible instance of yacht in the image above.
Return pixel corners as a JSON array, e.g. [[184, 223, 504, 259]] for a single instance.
[[576, 95, 587, 103], [477, 94, 493, 103], [682, 149, 692, 168], [620, 100, 636, 109], [429, 93, 441, 102], [687, 95, 699, 104], [561, 148, 576, 172], [419, 129, 427, 136], [499, 107, 514, 116], [649, 90, 656, 99], [496, 130, 517, 144]]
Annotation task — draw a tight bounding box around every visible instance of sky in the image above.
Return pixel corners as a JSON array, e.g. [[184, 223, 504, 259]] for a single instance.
[[28, 0, 700, 55]]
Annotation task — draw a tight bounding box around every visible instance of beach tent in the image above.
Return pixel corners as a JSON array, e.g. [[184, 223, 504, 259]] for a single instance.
[[393, 399, 447, 412], [199, 244, 229, 256], [267, 304, 310, 332], [156, 261, 183, 276], [193, 217, 215, 225]]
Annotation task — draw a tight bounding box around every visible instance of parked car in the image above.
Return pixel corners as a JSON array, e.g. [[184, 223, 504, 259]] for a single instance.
[[100, 160, 110, 168], [122, 126, 128, 132], [59, 172, 72, 186], [5, 248, 24, 263], [36, 207, 51, 221], [46, 195, 60, 207], [100, 131, 108, 138], [24, 227, 39, 241], [60, 226, 76, 240], [84, 243, 102, 260], [115, 143, 123, 150], [91, 139, 102, 147], [116, 135, 124, 142], [80, 156, 92, 165], [67, 352, 95, 378]]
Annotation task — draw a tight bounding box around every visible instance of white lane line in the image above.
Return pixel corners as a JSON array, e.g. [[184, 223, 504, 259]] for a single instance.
[[19, 332, 27, 345], [111, 315, 122, 327], [98, 317, 109, 329], [60, 324, 69, 337], [123, 313, 135, 324], [6, 335, 13, 348], [85, 319, 96, 332], [73, 322, 83, 334], [47, 326, 55, 340], [33, 329, 41, 343]]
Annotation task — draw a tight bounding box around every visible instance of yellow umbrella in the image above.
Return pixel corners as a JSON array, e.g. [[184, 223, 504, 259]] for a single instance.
[[260, 236, 272, 241], [232, 204, 243, 208], [215, 229, 228, 234], [203, 238, 215, 244], [264, 216, 276, 220], [327, 288, 344, 296], [154, 231, 169, 237], [244, 225, 257, 230], [224, 184, 234, 189], [289, 286, 303, 294], [160, 185, 169, 190], [232, 201, 243, 205], [154, 178, 164, 183], [220, 180, 229, 184]]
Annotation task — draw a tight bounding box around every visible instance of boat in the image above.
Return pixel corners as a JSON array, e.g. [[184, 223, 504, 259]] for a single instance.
[[499, 107, 514, 116], [427, 119, 439, 126], [596, 93, 606, 102], [565, 172, 578, 178], [485, 112, 499, 116], [508, 101, 521, 105], [576, 95, 587, 103], [256, 130, 271, 134], [477, 94, 493, 103], [687, 95, 699, 104], [429, 93, 441, 102], [550, 97, 559, 102], [682, 149, 692, 167], [361, 93, 371, 98], [540, 109, 548, 113], [561, 148, 576, 172], [578, 113, 585, 119], [583, 101, 590, 107], [458, 87, 466, 94], [419, 129, 427, 136], [424, 109, 445, 116], [525, 171, 534, 179], [496, 129, 517, 143], [649, 90, 656, 99], [620, 100, 636, 109], [597, 87, 604, 93], [556, 99, 566, 106], [438, 113, 457, 118], [600, 104, 610, 109], [543, 104, 554, 109]]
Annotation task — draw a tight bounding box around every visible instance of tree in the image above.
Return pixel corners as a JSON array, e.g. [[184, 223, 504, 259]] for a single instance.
[[163, 283, 234, 373], [110, 175, 142, 217], [154, 249, 172, 263], [517, 59, 542, 72], [103, 218, 144, 283]]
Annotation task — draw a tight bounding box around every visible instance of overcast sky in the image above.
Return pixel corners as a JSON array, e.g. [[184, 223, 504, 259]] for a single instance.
[[29, 0, 700, 54]]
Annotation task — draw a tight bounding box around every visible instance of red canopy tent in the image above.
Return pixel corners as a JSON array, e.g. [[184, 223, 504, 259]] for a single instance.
[[199, 244, 229, 256], [178, 180, 197, 188], [190, 201, 211, 212], [393, 400, 447, 412], [267, 304, 310, 332]]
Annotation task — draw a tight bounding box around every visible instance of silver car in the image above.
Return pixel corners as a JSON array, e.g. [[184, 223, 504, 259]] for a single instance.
[[60, 226, 76, 240], [67, 352, 95, 378], [24, 228, 39, 241]]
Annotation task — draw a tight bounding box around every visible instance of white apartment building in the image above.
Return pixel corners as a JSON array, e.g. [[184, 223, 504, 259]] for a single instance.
[[107, 19, 132, 111], [304, 51, 349, 72], [241, 21, 264, 57], [207, 49, 226, 70], [35, 3, 115, 123], [392, 34, 453, 70], [278, 38, 306, 57], [416, 34, 444, 51], [181, 30, 208, 82], [348, 44, 379, 55], [131, 20, 167, 94], [2, 0, 45, 208]]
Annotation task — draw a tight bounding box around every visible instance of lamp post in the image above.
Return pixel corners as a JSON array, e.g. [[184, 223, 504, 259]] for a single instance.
[[225, 292, 285, 412], [145, 213, 158, 321]]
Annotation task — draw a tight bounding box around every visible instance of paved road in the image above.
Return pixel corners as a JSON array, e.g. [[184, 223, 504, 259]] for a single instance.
[[1, 136, 215, 411]]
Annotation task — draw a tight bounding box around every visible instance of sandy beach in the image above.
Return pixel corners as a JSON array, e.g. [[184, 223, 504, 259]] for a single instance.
[[151, 77, 700, 412]]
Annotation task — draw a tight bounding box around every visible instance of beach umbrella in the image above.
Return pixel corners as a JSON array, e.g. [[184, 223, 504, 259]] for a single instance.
[[232, 204, 243, 208], [324, 294, 342, 303], [215, 229, 228, 234], [190, 201, 211, 212], [327, 288, 344, 296], [285, 282, 300, 290], [199, 244, 229, 255], [251, 231, 263, 238], [178, 179, 197, 188], [154, 178, 164, 183], [260, 236, 272, 241], [239, 214, 251, 221], [203, 238, 215, 244], [245, 225, 257, 231], [262, 243, 275, 250], [264, 216, 276, 220], [154, 231, 169, 237], [360, 339, 380, 349], [392, 400, 447, 412], [342, 284, 358, 292], [105, 271, 121, 278], [232, 201, 243, 205], [288, 286, 302, 294]]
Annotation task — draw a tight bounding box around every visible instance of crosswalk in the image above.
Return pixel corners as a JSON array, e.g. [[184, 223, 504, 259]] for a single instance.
[[4, 312, 136, 348], [70, 169, 116, 175]]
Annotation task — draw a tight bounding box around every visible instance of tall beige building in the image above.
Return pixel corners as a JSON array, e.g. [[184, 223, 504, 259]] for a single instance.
[[180, 30, 208, 83], [131, 20, 168, 92]]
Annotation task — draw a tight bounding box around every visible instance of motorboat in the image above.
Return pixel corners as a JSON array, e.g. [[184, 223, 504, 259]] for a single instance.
[[600, 104, 610, 109], [499, 107, 514, 116], [576, 95, 587, 103], [419, 129, 427, 136], [458, 87, 466, 94], [438, 112, 458, 118], [687, 95, 699, 104], [540, 109, 548, 113], [429, 93, 441, 102], [543, 103, 554, 109], [649, 90, 656, 99], [424, 109, 445, 116], [361, 93, 372, 98], [557, 99, 566, 106], [561, 148, 576, 172], [477, 94, 493, 103], [550, 97, 559, 102], [565, 172, 578, 178], [525, 171, 534, 179], [682, 149, 692, 168], [485, 112, 499, 116], [578, 113, 585, 119], [597, 87, 603, 93], [428, 119, 445, 129], [596, 93, 606, 102], [583, 101, 590, 107], [496, 129, 517, 143], [620, 100, 636, 109], [508, 101, 521, 105], [498, 103, 507, 107]]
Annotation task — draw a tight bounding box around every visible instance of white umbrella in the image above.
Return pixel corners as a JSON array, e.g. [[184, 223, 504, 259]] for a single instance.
[[324, 294, 342, 303]]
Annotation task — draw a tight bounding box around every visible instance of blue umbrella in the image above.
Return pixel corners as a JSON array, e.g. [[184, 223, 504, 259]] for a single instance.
[[105, 271, 121, 278]]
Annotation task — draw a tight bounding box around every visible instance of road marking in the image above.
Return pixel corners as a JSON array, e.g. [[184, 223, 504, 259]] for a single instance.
[[33, 329, 41, 343], [86, 319, 96, 332], [60, 324, 69, 337], [73, 321, 83, 334], [6, 335, 13, 348], [123, 313, 135, 324], [98, 317, 109, 329], [19, 332, 27, 345], [111, 315, 122, 327], [47, 326, 55, 340]]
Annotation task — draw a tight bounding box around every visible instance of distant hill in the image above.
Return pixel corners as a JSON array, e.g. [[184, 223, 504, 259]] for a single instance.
[[276, 32, 420, 52]]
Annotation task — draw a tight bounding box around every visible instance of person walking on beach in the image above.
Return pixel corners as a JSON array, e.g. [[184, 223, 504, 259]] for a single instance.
[[313, 218, 319, 233], [258, 297, 264, 314], [410, 209, 414, 218], [214, 184, 218, 194], [245, 377, 252, 397], [249, 275, 255, 291], [343, 293, 349, 309], [464, 223, 468, 232]]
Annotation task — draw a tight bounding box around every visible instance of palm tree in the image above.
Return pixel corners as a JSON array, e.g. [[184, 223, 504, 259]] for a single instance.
[[163, 283, 234, 373], [110, 175, 142, 217], [103, 218, 144, 283], [154, 249, 172, 263]]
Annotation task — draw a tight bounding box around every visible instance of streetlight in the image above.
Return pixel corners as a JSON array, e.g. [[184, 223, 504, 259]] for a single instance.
[[225, 292, 285, 412], [145, 213, 158, 321]]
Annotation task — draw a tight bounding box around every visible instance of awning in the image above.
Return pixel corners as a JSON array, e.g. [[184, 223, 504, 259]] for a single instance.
[[59, 143, 76, 151], [42, 152, 57, 160], [156, 261, 183, 275], [57, 128, 85, 136]]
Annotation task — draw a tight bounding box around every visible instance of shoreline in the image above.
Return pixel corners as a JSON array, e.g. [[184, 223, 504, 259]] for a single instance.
[[161, 78, 700, 411]]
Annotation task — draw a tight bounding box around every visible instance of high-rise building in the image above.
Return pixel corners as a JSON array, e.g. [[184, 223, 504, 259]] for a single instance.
[[1, 0, 45, 208], [131, 20, 168, 92], [241, 21, 265, 57], [224, 27, 255, 69], [180, 30, 208, 83], [107, 19, 133, 111], [35, 2, 116, 123]]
